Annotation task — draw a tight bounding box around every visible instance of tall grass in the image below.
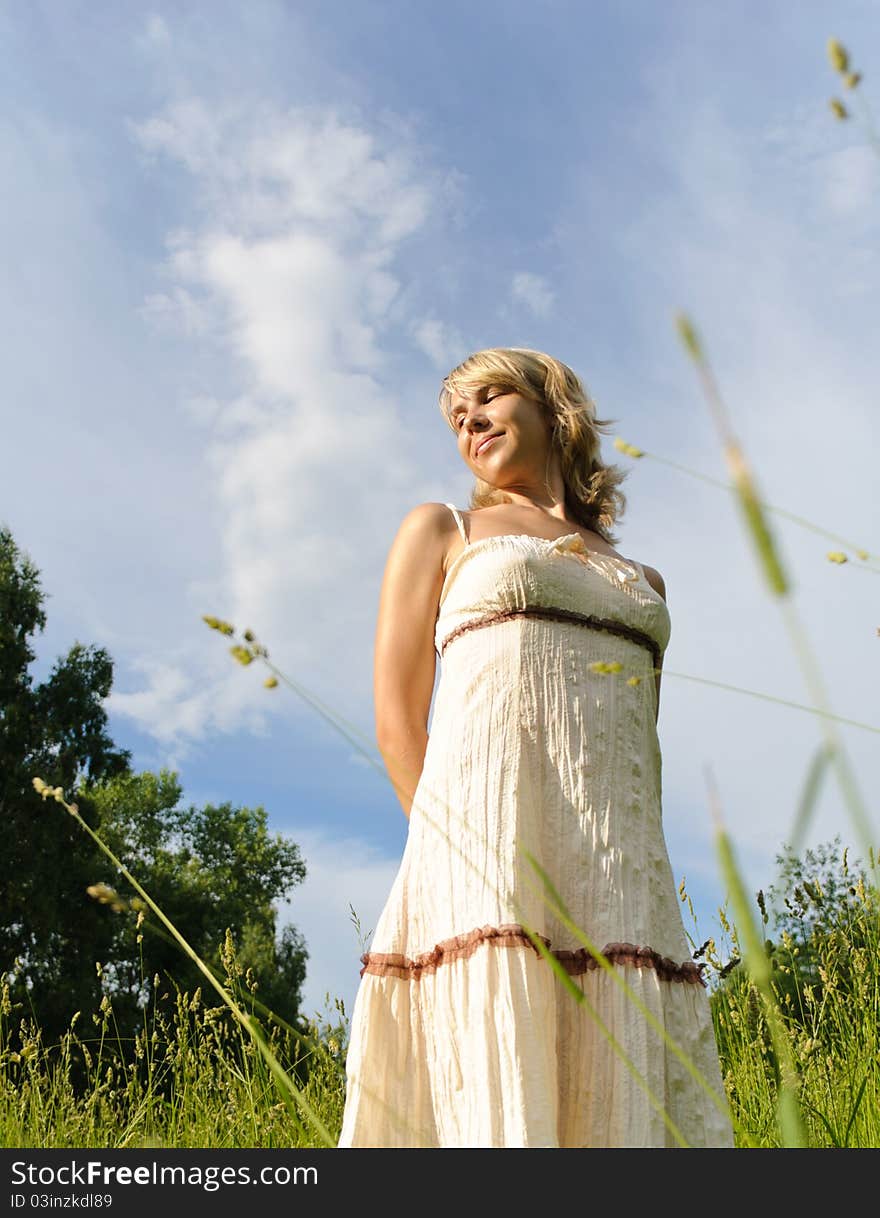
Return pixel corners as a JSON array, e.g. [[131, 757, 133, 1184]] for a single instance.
[[0, 933, 347, 1149], [3, 858, 877, 1147], [685, 869, 880, 1148], [3, 33, 876, 1152]]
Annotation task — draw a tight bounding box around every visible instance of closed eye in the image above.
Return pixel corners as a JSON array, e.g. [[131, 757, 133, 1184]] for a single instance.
[[451, 388, 503, 429]]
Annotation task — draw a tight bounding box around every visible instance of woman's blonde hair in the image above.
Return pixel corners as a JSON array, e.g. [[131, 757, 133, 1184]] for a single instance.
[[439, 347, 627, 544]]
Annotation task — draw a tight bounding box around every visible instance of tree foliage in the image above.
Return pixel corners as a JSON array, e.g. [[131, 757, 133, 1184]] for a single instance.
[[0, 524, 309, 1051], [79, 769, 309, 1037], [761, 836, 877, 1019], [1, 525, 132, 1040], [712, 836, 878, 1034]]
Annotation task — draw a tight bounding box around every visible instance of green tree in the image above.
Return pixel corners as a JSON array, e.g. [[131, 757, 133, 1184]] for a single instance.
[[762, 836, 876, 1023], [1, 525, 309, 1052], [0, 525, 132, 1039], [711, 837, 876, 1040], [79, 768, 309, 1037]]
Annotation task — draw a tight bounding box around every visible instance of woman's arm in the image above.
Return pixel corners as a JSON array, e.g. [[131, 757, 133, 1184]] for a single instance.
[[373, 502, 453, 819], [640, 564, 667, 724]]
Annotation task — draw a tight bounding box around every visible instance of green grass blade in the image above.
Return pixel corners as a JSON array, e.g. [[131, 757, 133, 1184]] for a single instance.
[[789, 742, 834, 857], [518, 920, 692, 1147], [711, 786, 808, 1148], [35, 778, 336, 1148], [843, 1073, 869, 1148], [516, 845, 748, 1144]]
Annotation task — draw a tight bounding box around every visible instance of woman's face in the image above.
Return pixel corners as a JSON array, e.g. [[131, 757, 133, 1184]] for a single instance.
[[448, 383, 553, 487]]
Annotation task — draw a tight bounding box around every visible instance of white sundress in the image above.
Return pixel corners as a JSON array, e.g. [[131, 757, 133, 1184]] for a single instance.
[[337, 503, 734, 1148]]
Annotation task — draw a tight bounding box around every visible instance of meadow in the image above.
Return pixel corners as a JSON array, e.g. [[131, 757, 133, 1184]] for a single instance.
[[2, 37, 878, 1152], [2, 841, 877, 1148]]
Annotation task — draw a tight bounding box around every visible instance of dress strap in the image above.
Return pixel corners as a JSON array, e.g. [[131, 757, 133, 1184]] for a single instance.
[[444, 502, 469, 546]]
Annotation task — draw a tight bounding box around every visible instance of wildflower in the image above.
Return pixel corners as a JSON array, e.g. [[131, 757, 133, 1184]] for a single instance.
[[588, 661, 621, 674], [826, 551, 847, 563], [827, 39, 849, 74], [829, 98, 848, 120], [229, 645, 254, 666], [844, 71, 862, 89], [626, 675, 641, 686], [243, 629, 256, 643], [264, 676, 279, 689]]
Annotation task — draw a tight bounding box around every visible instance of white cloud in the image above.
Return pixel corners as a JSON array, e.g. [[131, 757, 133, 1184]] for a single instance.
[[410, 317, 465, 369], [140, 286, 213, 337], [137, 13, 171, 50], [114, 98, 455, 743], [822, 144, 879, 217], [107, 651, 274, 770], [511, 271, 554, 317], [572, 74, 880, 873]]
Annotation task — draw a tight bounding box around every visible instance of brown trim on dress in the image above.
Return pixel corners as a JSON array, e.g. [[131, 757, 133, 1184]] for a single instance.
[[439, 607, 662, 671], [360, 923, 706, 987]]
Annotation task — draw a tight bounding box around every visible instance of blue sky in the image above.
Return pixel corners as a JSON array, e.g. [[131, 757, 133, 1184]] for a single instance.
[[3, 1, 878, 1022]]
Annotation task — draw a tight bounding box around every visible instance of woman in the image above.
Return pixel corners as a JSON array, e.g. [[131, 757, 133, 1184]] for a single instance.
[[337, 347, 734, 1148]]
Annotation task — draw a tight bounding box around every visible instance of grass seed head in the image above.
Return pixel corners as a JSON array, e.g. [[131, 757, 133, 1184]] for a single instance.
[[675, 312, 703, 361], [827, 39, 849, 74], [203, 615, 235, 635]]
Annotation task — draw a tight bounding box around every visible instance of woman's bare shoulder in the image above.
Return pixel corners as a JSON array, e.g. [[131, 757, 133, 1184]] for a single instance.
[[638, 562, 667, 602], [384, 502, 461, 571], [392, 501, 459, 539]]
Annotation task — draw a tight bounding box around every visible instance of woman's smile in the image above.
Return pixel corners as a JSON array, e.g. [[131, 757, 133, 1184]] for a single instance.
[[475, 434, 502, 457]]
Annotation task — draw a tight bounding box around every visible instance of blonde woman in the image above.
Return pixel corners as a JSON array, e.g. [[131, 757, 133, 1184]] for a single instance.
[[337, 348, 734, 1148]]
